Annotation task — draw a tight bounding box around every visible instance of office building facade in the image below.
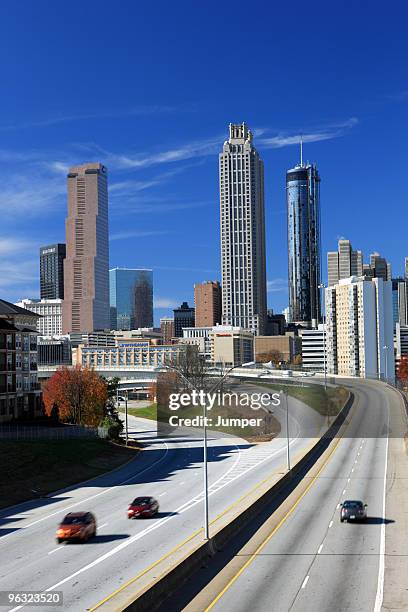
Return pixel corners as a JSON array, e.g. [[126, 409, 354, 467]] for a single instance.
[[287, 159, 321, 327], [300, 325, 327, 371], [326, 277, 394, 380], [194, 281, 222, 327], [63, 163, 110, 334], [392, 278, 408, 329], [209, 326, 254, 367], [40, 243, 66, 299], [220, 123, 267, 335], [173, 302, 195, 337], [16, 299, 63, 336], [327, 239, 363, 287], [109, 268, 153, 331]]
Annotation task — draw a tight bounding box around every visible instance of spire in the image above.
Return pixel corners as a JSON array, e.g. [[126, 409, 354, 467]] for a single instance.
[[300, 134, 303, 166]]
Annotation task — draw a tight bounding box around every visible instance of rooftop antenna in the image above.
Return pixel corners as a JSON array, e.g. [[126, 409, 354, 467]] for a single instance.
[[300, 134, 303, 166]]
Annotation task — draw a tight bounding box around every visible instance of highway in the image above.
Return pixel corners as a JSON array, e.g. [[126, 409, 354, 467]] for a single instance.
[[0, 382, 321, 611], [180, 378, 406, 612]]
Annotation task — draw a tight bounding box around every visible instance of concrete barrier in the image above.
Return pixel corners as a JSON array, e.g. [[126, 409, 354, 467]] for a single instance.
[[94, 391, 354, 612]]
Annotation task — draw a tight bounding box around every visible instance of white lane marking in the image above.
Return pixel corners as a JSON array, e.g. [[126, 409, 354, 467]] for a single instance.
[[98, 523, 108, 529], [48, 547, 63, 555], [357, 452, 360, 456], [374, 412, 390, 612], [301, 575, 309, 589], [336, 503, 340, 509], [0, 443, 170, 540], [159, 492, 167, 497], [355, 460, 358, 464], [317, 544, 323, 554], [351, 468, 354, 473], [342, 489, 346, 495], [329, 521, 333, 528], [8, 432, 305, 610], [347, 478, 350, 483]]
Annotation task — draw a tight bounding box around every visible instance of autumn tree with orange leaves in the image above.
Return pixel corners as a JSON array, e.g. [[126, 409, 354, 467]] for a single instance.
[[397, 355, 408, 387], [42, 366, 108, 426]]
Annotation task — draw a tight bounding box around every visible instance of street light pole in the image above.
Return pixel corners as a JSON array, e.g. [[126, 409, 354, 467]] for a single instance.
[[281, 389, 290, 471], [157, 362, 241, 541], [383, 345, 388, 383], [318, 283, 327, 390], [125, 390, 129, 446]]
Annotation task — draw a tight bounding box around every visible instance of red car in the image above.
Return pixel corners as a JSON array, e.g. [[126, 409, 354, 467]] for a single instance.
[[127, 496, 159, 519], [56, 512, 97, 543]]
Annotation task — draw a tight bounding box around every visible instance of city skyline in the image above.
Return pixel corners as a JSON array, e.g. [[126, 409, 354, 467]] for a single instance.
[[0, 3, 407, 325]]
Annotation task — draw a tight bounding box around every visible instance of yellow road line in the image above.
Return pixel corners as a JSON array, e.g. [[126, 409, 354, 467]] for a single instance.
[[205, 401, 358, 611], [90, 394, 357, 611]]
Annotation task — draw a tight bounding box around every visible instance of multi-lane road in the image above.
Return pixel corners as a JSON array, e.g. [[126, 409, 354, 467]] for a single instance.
[[181, 378, 407, 612], [0, 382, 323, 611], [0, 377, 405, 612]]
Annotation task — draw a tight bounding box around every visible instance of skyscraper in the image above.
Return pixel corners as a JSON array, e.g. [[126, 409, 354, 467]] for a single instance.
[[327, 239, 363, 287], [109, 268, 153, 330], [286, 149, 321, 327], [220, 123, 267, 335], [63, 163, 110, 333], [40, 244, 66, 299], [391, 278, 408, 329], [173, 302, 195, 337], [194, 281, 222, 327]]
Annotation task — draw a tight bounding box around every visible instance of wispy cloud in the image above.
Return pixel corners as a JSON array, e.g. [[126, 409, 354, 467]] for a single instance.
[[259, 118, 358, 148], [0, 105, 181, 131], [267, 278, 288, 293], [0, 175, 65, 216], [110, 229, 172, 241], [154, 298, 180, 309], [386, 91, 408, 102]]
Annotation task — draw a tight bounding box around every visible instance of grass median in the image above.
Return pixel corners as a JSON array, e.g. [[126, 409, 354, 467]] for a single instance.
[[0, 439, 138, 509]]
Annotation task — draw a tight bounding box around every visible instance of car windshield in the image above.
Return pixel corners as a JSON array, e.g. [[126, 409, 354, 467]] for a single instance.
[[132, 498, 151, 505], [62, 516, 86, 524], [343, 501, 363, 509]]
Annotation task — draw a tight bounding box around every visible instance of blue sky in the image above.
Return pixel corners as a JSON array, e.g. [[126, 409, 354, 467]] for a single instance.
[[0, 1, 407, 324]]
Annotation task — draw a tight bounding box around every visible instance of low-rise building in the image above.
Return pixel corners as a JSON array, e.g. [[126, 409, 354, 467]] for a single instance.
[[181, 327, 212, 361], [0, 299, 42, 422], [37, 335, 72, 366], [299, 325, 326, 371], [209, 326, 254, 367], [255, 333, 301, 364], [74, 339, 191, 369]]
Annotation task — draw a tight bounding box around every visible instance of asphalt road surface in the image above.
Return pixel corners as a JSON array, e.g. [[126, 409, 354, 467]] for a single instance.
[[0, 383, 321, 611], [183, 378, 405, 612]]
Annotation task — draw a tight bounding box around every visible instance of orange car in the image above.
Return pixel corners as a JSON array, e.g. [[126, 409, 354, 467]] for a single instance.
[[56, 512, 97, 543]]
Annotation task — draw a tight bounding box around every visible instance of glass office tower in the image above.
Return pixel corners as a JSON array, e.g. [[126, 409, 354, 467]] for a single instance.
[[109, 268, 153, 330], [286, 161, 321, 327]]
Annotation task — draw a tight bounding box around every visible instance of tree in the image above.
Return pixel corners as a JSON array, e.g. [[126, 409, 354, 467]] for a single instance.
[[256, 350, 284, 365], [397, 355, 408, 387], [292, 354, 302, 366], [43, 366, 108, 426]]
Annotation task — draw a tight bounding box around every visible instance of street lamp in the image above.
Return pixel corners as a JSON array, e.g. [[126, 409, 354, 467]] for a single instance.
[[318, 283, 327, 390], [383, 345, 388, 382], [124, 389, 129, 446], [156, 362, 244, 540], [280, 389, 291, 471]]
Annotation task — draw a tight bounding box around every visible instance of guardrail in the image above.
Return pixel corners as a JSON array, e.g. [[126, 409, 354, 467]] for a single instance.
[[93, 389, 354, 611]]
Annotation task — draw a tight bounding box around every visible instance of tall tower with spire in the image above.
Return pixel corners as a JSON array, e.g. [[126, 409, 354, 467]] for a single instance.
[[286, 140, 321, 327]]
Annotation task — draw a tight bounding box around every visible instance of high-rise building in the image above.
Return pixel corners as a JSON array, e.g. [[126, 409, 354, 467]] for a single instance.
[[15, 299, 63, 336], [368, 252, 391, 281], [194, 281, 221, 327], [40, 244, 66, 299], [63, 163, 110, 333], [160, 317, 175, 344], [327, 239, 363, 287], [173, 302, 195, 337], [220, 123, 267, 335], [405, 257, 408, 280], [326, 277, 394, 380], [391, 278, 408, 329], [109, 268, 153, 330], [286, 150, 321, 327]]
